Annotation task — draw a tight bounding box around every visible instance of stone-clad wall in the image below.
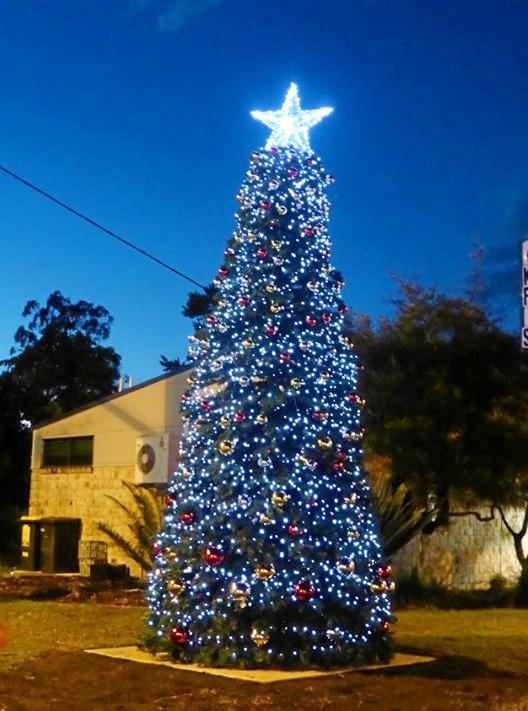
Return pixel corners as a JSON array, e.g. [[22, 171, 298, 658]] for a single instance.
[[29, 465, 147, 578], [394, 506, 525, 589]]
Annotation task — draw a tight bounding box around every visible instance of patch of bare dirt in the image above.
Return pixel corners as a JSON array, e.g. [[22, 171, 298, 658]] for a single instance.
[[0, 651, 527, 711]]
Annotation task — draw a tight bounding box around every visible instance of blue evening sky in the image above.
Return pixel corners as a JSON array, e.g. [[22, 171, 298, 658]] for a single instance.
[[1, 0, 527, 383]]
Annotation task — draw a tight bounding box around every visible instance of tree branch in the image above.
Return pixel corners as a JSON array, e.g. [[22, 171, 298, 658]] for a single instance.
[[448, 506, 496, 522]]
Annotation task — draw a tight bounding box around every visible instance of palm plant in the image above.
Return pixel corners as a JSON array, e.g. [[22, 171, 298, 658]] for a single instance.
[[97, 480, 165, 574], [372, 472, 435, 557]]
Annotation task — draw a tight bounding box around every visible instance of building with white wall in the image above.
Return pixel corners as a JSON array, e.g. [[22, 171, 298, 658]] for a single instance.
[[25, 367, 190, 578]]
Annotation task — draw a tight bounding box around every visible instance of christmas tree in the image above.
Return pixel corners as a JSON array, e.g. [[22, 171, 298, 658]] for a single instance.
[[146, 84, 393, 668]]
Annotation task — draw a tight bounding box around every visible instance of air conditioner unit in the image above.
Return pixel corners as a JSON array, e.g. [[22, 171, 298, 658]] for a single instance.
[[135, 434, 169, 485]]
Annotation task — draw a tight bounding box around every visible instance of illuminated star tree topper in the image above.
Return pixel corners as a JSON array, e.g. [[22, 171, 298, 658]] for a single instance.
[[251, 82, 333, 153]]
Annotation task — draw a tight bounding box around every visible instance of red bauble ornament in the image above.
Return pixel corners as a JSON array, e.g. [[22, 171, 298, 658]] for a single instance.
[[339, 305, 349, 314], [234, 410, 246, 422], [169, 627, 189, 644], [305, 316, 317, 327], [207, 316, 217, 325], [287, 168, 298, 178], [239, 296, 250, 306], [165, 495, 175, 507], [257, 248, 268, 258], [375, 564, 393, 579], [180, 511, 196, 525], [224, 248, 235, 258], [348, 393, 358, 402], [269, 147, 279, 156], [305, 156, 315, 165], [335, 450, 348, 461], [288, 524, 303, 537], [312, 411, 325, 421], [260, 200, 271, 210], [332, 461, 344, 472], [203, 546, 224, 566], [151, 542, 162, 557], [199, 400, 211, 411], [181, 391, 191, 402], [321, 313, 331, 324], [264, 325, 278, 336], [280, 352, 292, 363], [218, 267, 228, 277], [304, 228, 314, 236], [294, 579, 315, 601], [379, 621, 390, 633]]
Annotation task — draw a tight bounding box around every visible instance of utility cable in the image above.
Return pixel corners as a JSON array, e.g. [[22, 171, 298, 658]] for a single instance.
[[0, 164, 206, 290]]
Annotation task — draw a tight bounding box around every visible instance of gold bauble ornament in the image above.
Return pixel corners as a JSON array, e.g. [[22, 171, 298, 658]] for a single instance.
[[239, 376, 250, 386], [260, 513, 272, 525], [317, 436, 333, 449], [251, 627, 270, 647], [182, 468, 192, 479], [246, 171, 258, 182], [299, 341, 310, 350], [344, 493, 357, 506], [337, 558, 355, 574], [271, 490, 288, 506], [251, 151, 260, 163], [271, 240, 281, 250], [167, 578, 184, 596], [220, 415, 230, 427], [265, 284, 276, 293], [268, 179, 280, 190], [219, 440, 233, 455], [290, 378, 303, 389], [256, 414, 268, 424], [247, 230, 257, 241], [347, 528, 360, 540], [255, 564, 275, 581], [307, 281, 317, 291], [186, 375, 195, 386], [270, 301, 281, 313], [371, 580, 396, 594], [320, 372, 331, 380], [242, 338, 255, 349], [277, 205, 287, 215], [258, 456, 272, 468], [230, 581, 250, 607]]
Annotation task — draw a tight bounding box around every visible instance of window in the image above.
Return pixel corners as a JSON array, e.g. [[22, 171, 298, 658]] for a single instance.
[[42, 436, 94, 467]]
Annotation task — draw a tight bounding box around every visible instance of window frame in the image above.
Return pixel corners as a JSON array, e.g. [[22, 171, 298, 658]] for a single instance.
[[41, 435, 94, 469]]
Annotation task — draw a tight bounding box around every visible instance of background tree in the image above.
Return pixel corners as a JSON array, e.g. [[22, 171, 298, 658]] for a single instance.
[[349, 279, 528, 572], [0, 291, 121, 559]]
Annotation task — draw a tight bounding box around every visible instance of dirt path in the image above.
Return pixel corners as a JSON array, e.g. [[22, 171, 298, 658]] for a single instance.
[[0, 651, 527, 710]]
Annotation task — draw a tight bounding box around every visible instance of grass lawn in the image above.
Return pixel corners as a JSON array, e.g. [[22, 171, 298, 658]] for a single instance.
[[0, 601, 527, 710], [0, 600, 145, 671], [0, 600, 527, 675], [397, 609, 528, 676]]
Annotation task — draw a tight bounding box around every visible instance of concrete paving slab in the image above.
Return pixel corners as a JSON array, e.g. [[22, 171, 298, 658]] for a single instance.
[[85, 646, 435, 684]]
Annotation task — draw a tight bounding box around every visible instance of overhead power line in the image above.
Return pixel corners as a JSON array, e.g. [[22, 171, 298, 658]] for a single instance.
[[0, 164, 206, 290]]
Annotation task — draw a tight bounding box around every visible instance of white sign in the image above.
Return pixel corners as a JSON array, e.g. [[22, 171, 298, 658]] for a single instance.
[[522, 240, 528, 349]]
